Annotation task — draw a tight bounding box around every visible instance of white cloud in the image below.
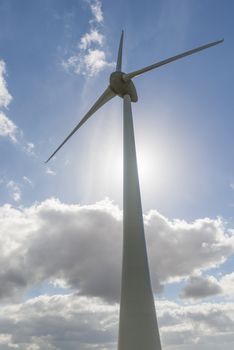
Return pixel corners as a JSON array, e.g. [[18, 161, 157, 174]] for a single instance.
[[51, 278, 68, 289], [0, 294, 233, 350], [0, 294, 118, 350], [0, 60, 12, 109], [6, 181, 21, 202], [46, 167, 56, 176], [63, 48, 114, 77], [156, 300, 234, 350], [0, 60, 17, 144], [62, 0, 114, 76], [0, 112, 18, 143], [219, 272, 234, 297], [0, 60, 35, 155], [79, 29, 104, 49], [0, 198, 234, 348], [83, 49, 114, 75], [0, 198, 233, 302], [89, 0, 104, 23], [24, 142, 35, 155], [62, 49, 114, 77], [23, 176, 33, 185], [145, 211, 234, 287], [0, 60, 18, 143]]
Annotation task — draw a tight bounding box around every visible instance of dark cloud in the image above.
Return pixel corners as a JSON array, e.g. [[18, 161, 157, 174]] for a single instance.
[[27, 199, 122, 302], [180, 275, 222, 299]]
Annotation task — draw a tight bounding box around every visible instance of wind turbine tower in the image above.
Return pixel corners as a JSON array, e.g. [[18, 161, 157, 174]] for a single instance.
[[46, 31, 223, 350]]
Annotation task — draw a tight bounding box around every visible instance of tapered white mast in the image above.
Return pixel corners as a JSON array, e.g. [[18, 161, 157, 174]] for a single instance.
[[46, 30, 223, 350], [118, 94, 161, 350]]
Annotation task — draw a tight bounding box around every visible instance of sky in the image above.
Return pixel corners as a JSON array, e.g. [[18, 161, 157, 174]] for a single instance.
[[0, 0, 234, 349]]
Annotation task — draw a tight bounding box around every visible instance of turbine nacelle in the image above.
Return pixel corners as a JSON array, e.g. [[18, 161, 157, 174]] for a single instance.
[[109, 71, 138, 102]]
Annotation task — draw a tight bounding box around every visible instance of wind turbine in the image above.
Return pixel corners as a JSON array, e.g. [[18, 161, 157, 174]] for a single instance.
[[46, 32, 223, 350]]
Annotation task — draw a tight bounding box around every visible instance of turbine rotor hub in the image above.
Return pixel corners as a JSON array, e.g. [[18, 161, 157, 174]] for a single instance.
[[109, 71, 138, 102]]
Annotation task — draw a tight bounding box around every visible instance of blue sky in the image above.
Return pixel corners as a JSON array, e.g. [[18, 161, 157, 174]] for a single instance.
[[0, 1, 234, 349]]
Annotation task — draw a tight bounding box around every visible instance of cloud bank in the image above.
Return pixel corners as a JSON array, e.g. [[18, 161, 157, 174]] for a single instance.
[[0, 198, 233, 302], [0, 294, 234, 350], [0, 198, 234, 349]]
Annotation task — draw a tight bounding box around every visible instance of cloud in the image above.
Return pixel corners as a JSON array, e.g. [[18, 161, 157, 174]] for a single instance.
[[0, 112, 18, 143], [6, 181, 21, 202], [0, 60, 12, 109], [1, 176, 33, 204], [0, 198, 234, 348], [23, 176, 33, 185], [145, 211, 234, 285], [0, 110, 34, 151], [62, 1, 114, 76], [211, 272, 234, 299], [63, 49, 114, 77], [180, 275, 222, 299], [0, 294, 118, 350], [46, 167, 56, 176], [157, 300, 234, 350], [89, 0, 104, 23], [0, 59, 35, 154], [23, 142, 35, 155], [0, 198, 233, 303], [0, 294, 234, 350], [220, 272, 234, 297], [0, 60, 18, 144], [79, 29, 104, 49], [83, 49, 114, 75]]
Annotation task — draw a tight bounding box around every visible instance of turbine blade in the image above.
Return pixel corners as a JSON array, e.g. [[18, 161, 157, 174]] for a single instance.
[[123, 39, 224, 80], [45, 87, 116, 163], [116, 30, 124, 71]]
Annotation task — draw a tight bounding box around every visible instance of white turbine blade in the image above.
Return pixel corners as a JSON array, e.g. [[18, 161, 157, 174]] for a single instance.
[[45, 87, 116, 163], [116, 30, 124, 71], [123, 39, 224, 80]]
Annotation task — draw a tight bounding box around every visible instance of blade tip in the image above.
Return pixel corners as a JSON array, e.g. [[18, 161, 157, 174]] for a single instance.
[[45, 154, 53, 163]]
